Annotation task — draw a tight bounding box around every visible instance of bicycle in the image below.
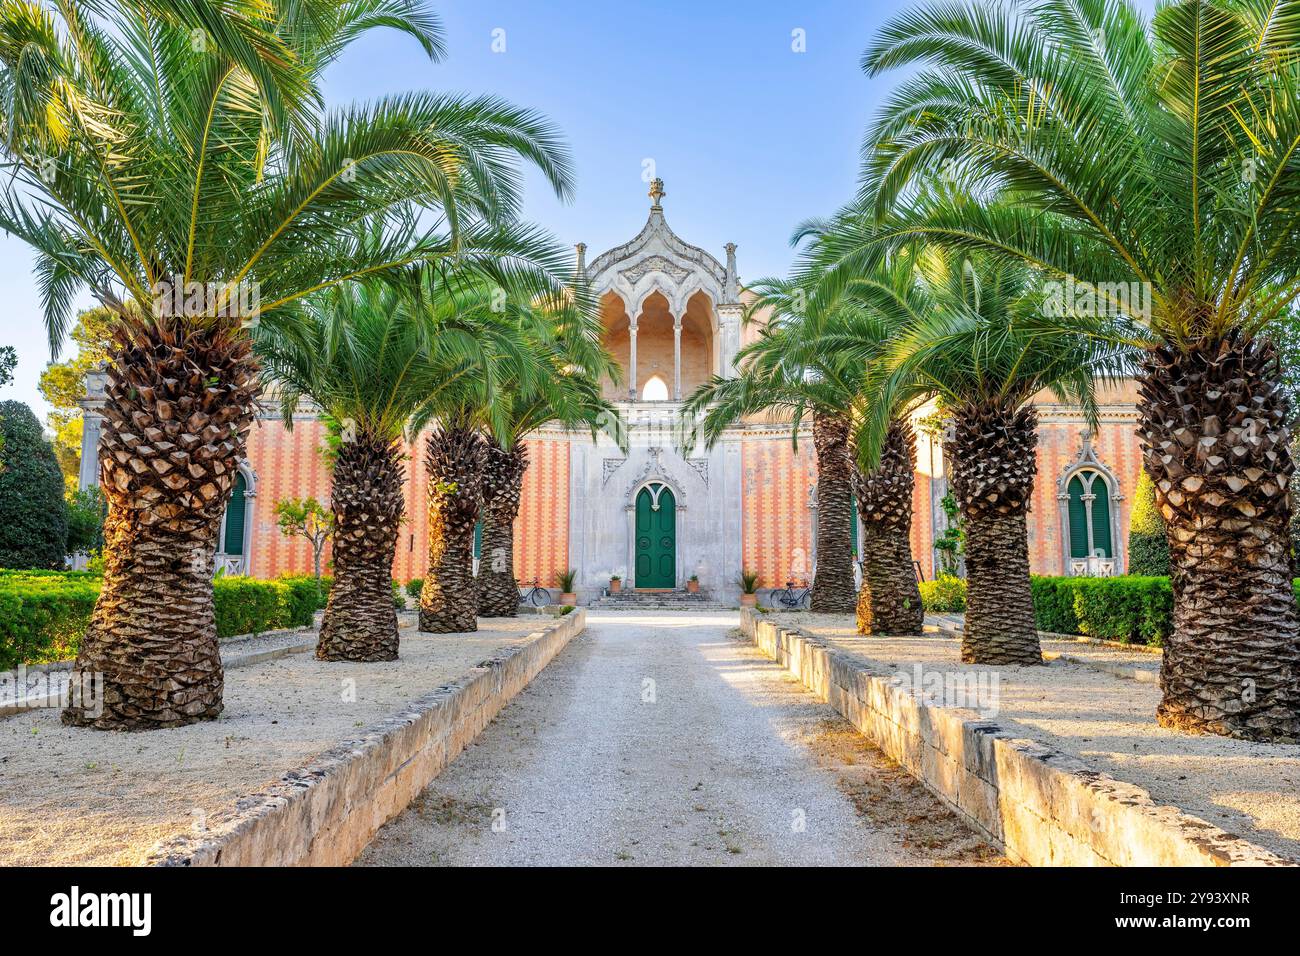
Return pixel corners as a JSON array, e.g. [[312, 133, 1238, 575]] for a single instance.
[[518, 578, 553, 607], [771, 579, 812, 609]]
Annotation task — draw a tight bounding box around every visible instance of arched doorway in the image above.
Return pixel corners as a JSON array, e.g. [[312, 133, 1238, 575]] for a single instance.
[[635, 482, 676, 588]]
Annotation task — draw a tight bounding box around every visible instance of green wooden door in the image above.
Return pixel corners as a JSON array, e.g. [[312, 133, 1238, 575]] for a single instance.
[[635, 485, 676, 588]]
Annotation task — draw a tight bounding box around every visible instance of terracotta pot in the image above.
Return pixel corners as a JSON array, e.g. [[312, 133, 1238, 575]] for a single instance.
[[686, 579, 699, 593], [561, 592, 577, 605], [740, 593, 757, 607], [610, 579, 621, 593]]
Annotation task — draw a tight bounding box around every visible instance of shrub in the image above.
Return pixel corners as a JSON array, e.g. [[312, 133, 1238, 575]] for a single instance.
[[0, 572, 328, 667], [0, 574, 97, 668], [1127, 469, 1170, 576], [405, 577, 423, 599], [918, 574, 966, 612], [212, 576, 291, 637], [0, 401, 68, 569], [1031, 575, 1173, 646], [275, 575, 327, 627], [1029, 577, 1079, 634]]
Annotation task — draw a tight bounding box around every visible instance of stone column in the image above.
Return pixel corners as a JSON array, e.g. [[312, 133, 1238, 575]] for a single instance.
[[626, 504, 637, 587], [673, 317, 682, 400], [628, 319, 638, 401]]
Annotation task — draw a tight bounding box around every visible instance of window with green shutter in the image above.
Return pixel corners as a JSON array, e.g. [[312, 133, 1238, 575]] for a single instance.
[[1065, 469, 1114, 561], [1067, 475, 1089, 558], [1089, 474, 1113, 557], [222, 473, 247, 555]]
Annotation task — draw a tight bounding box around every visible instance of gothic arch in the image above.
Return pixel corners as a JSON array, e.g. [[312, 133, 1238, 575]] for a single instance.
[[1055, 434, 1124, 575]]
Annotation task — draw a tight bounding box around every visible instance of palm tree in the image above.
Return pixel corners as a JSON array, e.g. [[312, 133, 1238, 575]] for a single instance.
[[792, 238, 927, 635], [683, 279, 860, 614], [256, 280, 518, 660], [0, 0, 575, 728], [476, 298, 621, 617], [841, 250, 1128, 665], [417, 278, 559, 632], [851, 0, 1300, 740]]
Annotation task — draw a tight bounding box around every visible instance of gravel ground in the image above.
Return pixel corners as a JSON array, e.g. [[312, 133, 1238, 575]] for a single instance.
[[781, 612, 1300, 861], [0, 617, 546, 866], [356, 611, 1002, 867]]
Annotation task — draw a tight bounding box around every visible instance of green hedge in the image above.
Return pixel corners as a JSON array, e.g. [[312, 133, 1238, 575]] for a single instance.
[[915, 573, 1283, 647], [0, 572, 324, 668], [0, 574, 98, 668], [1032, 576, 1173, 645]]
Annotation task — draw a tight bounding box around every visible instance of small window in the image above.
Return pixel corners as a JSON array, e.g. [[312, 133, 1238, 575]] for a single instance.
[[640, 374, 669, 401]]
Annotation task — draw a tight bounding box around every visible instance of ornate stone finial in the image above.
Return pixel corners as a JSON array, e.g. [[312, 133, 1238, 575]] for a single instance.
[[648, 178, 666, 209], [575, 242, 587, 274], [723, 242, 739, 303]]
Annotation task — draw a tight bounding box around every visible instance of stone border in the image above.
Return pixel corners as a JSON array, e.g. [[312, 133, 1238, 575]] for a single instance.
[[740, 609, 1289, 867], [146, 609, 586, 866]]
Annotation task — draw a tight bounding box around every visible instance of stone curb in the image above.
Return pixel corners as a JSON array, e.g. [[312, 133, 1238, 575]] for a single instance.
[[1042, 652, 1159, 684], [145, 609, 586, 866], [740, 609, 1290, 867]]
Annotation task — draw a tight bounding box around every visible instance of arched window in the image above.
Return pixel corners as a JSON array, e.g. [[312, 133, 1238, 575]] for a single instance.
[[1056, 433, 1122, 576], [640, 374, 669, 401], [1065, 469, 1113, 559]]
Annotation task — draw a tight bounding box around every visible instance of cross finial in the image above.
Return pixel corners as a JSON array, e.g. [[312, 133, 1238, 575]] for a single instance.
[[648, 178, 665, 209]]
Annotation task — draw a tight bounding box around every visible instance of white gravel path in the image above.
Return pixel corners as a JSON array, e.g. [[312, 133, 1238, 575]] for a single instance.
[[357, 611, 1001, 867]]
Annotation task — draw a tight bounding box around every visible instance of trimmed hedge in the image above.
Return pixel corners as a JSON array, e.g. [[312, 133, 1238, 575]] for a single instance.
[[0, 572, 323, 668], [0, 574, 98, 668], [1032, 576, 1173, 645], [915, 574, 1300, 647]]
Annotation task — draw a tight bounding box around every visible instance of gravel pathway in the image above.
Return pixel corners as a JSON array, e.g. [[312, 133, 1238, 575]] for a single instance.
[[357, 611, 1001, 867]]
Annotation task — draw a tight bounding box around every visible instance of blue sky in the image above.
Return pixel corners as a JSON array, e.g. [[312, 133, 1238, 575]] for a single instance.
[[0, 1, 995, 418]]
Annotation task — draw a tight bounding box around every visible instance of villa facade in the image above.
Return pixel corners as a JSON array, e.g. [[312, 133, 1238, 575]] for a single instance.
[[78, 184, 1148, 599]]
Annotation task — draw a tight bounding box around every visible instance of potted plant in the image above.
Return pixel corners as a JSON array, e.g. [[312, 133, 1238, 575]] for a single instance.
[[686, 574, 700, 594], [558, 568, 578, 605], [609, 574, 622, 593], [738, 570, 760, 607]]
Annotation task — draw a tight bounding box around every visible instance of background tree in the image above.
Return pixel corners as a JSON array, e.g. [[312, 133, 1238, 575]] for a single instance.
[[37, 308, 113, 492], [852, 0, 1300, 739], [274, 496, 334, 584], [0, 0, 575, 728], [0, 401, 68, 569], [0, 346, 14, 386], [1128, 470, 1171, 576], [66, 486, 106, 558]]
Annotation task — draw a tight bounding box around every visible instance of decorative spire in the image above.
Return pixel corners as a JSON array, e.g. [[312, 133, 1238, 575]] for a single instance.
[[575, 241, 587, 277], [648, 177, 666, 210], [723, 242, 739, 303]]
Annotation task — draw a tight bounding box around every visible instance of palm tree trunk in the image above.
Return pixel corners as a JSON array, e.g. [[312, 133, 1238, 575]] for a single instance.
[[946, 403, 1041, 665], [316, 434, 404, 661], [62, 317, 258, 730], [477, 440, 527, 617], [811, 411, 857, 613], [1138, 337, 1300, 742], [853, 420, 924, 634], [420, 422, 485, 633]]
